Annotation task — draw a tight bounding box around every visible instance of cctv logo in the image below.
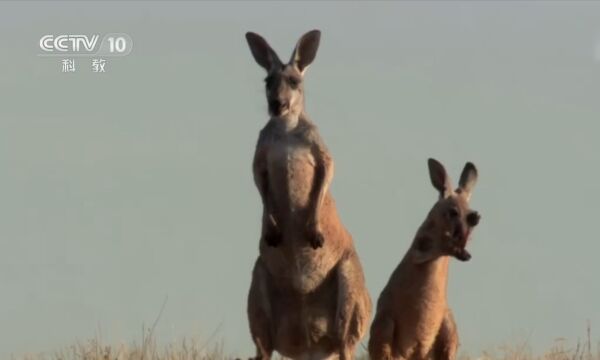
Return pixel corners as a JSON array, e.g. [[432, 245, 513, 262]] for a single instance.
[[40, 35, 100, 53]]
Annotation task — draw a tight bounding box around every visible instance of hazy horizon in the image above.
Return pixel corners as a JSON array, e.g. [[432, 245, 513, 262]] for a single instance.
[[1, 1, 599, 358]]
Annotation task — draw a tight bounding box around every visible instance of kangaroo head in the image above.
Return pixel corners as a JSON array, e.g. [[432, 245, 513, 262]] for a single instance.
[[412, 158, 481, 264], [245, 30, 321, 119]]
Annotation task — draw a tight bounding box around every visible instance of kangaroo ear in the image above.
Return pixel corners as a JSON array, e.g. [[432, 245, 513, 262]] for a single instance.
[[290, 29, 321, 74], [245, 32, 281, 71], [428, 158, 452, 199], [458, 162, 478, 201]]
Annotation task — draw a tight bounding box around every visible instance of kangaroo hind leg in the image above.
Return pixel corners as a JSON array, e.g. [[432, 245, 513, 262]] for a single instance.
[[335, 253, 371, 360], [368, 313, 395, 360], [247, 259, 274, 360], [432, 309, 459, 360]]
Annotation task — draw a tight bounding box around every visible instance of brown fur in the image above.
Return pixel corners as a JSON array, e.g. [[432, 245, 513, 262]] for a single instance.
[[369, 159, 480, 360], [245, 30, 371, 360]]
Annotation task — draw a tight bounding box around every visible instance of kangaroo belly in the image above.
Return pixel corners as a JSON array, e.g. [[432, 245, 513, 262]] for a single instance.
[[267, 143, 316, 218], [274, 310, 336, 359], [393, 302, 446, 359], [260, 192, 349, 294], [261, 242, 339, 294], [271, 276, 338, 359]]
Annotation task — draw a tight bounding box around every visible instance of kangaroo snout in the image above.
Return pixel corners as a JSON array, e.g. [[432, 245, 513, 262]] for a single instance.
[[453, 246, 472, 262], [446, 229, 472, 261], [452, 246, 471, 261], [268, 98, 290, 116]]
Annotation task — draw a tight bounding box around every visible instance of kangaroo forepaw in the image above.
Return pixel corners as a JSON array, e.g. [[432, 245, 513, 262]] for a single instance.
[[263, 229, 282, 247], [262, 213, 282, 247], [307, 227, 325, 249]]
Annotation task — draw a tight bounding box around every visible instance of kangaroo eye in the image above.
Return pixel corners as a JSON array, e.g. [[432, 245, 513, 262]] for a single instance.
[[467, 211, 480, 227], [447, 208, 459, 219], [287, 77, 300, 88]]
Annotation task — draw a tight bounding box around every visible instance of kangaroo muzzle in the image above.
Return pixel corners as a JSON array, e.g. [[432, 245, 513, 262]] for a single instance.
[[268, 99, 290, 116], [453, 247, 471, 262], [449, 224, 472, 261]]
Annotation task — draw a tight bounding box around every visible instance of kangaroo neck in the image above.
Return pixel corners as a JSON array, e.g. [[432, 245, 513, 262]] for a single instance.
[[401, 230, 451, 297], [419, 255, 450, 287], [272, 110, 307, 131]]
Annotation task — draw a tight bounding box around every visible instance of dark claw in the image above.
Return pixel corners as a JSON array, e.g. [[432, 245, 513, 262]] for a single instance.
[[308, 230, 324, 249], [262, 213, 281, 247], [263, 229, 282, 247]]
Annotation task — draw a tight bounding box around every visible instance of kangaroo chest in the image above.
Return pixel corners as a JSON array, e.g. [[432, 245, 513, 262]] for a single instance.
[[266, 133, 317, 214], [392, 269, 449, 358]]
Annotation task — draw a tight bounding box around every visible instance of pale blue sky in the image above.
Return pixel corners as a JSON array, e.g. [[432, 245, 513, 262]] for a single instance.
[[1, 1, 599, 358]]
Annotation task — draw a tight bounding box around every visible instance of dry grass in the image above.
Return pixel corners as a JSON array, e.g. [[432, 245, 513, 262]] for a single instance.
[[455, 323, 599, 360], [12, 335, 227, 360], [11, 324, 599, 360], [456, 338, 600, 360]]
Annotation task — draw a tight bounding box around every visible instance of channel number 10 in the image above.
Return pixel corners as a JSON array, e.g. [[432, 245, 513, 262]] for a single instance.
[[107, 36, 129, 53]]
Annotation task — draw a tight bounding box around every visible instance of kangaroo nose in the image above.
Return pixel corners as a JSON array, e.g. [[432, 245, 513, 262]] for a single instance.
[[268, 99, 290, 115], [268, 99, 281, 114], [455, 248, 472, 262]]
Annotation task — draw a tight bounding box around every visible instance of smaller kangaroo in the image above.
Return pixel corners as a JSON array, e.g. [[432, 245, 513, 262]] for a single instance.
[[369, 158, 481, 360]]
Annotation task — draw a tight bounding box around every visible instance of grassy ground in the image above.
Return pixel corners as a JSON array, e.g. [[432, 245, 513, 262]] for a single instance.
[[12, 326, 600, 360]]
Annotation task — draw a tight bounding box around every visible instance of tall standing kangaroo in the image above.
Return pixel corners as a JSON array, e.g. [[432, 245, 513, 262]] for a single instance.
[[245, 30, 371, 360], [369, 159, 481, 360]]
